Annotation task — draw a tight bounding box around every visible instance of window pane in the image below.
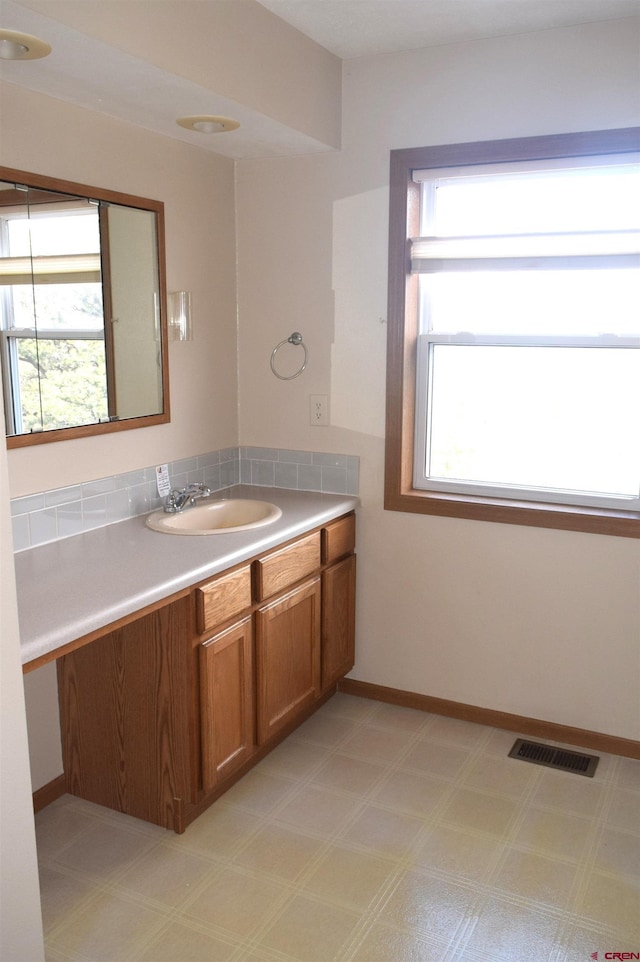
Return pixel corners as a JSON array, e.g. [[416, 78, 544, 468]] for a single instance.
[[33, 283, 104, 332], [420, 269, 640, 336], [427, 345, 639, 498], [15, 338, 108, 433], [427, 165, 640, 236], [8, 210, 99, 256]]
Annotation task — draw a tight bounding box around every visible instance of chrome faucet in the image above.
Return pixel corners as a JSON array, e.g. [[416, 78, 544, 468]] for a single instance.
[[163, 482, 212, 513]]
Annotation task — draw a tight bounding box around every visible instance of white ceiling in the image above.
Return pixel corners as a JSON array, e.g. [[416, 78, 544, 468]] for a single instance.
[[257, 0, 640, 60], [1, 0, 639, 158]]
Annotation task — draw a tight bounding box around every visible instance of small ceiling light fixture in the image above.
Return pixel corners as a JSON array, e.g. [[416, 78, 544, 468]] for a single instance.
[[0, 28, 51, 60], [177, 114, 240, 134]]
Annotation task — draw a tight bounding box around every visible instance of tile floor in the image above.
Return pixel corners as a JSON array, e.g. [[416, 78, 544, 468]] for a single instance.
[[37, 693, 640, 962]]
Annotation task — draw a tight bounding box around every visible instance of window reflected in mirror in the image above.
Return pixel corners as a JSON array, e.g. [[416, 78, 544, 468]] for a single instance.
[[0, 168, 170, 447]]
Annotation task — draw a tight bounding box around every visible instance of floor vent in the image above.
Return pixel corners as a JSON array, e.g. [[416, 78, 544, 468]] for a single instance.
[[508, 738, 599, 777]]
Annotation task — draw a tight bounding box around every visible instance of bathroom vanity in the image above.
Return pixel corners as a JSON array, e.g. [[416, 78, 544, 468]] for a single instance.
[[17, 486, 357, 833]]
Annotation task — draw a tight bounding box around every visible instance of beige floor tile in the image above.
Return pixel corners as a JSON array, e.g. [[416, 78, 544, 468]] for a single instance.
[[49, 890, 166, 962], [310, 752, 387, 796], [372, 768, 451, 818], [184, 866, 289, 938], [219, 768, 298, 816], [578, 869, 640, 938], [273, 783, 362, 837], [302, 844, 398, 911], [38, 864, 97, 934], [258, 893, 360, 962], [615, 758, 640, 792], [591, 826, 640, 878], [351, 922, 449, 962], [512, 805, 593, 861], [377, 869, 475, 943], [604, 788, 640, 835], [255, 737, 330, 778], [411, 825, 504, 883], [369, 702, 435, 734], [171, 804, 263, 858], [116, 842, 216, 908], [441, 788, 520, 839], [35, 802, 97, 860], [135, 920, 238, 961], [530, 770, 606, 819], [321, 691, 378, 721], [459, 897, 562, 961], [232, 822, 325, 882], [340, 725, 417, 764], [481, 727, 527, 757], [401, 738, 474, 782], [340, 803, 426, 859], [290, 710, 359, 747], [51, 820, 158, 882], [461, 754, 539, 799], [424, 716, 490, 749], [492, 847, 580, 910]]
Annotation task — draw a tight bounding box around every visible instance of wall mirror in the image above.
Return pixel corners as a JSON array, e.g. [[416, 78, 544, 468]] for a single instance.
[[0, 166, 170, 448]]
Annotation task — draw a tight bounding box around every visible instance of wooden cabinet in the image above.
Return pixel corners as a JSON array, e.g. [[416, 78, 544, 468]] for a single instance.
[[199, 617, 254, 792], [322, 554, 356, 689], [256, 578, 321, 744], [57, 511, 356, 833], [58, 598, 196, 833]]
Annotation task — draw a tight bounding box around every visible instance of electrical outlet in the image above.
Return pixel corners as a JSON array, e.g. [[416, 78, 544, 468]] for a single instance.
[[309, 394, 329, 426]]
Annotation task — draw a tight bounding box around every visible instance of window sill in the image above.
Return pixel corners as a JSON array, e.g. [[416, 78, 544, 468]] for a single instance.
[[384, 486, 640, 539]]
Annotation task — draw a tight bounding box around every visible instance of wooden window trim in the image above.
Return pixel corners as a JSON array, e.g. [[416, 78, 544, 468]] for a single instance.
[[384, 127, 640, 539]]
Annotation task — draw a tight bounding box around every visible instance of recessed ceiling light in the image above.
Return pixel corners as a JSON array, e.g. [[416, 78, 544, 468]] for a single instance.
[[176, 115, 240, 134], [0, 29, 51, 60]]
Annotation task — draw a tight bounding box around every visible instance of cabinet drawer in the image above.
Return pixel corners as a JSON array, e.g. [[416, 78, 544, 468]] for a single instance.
[[322, 514, 355, 565], [196, 565, 252, 633], [255, 532, 321, 601]]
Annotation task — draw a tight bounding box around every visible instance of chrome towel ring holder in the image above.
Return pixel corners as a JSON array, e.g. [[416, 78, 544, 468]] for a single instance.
[[270, 331, 308, 380]]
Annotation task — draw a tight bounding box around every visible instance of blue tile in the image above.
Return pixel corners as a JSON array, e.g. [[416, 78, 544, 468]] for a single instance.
[[11, 514, 31, 551], [29, 508, 58, 546], [298, 465, 322, 491], [45, 485, 82, 507], [312, 452, 348, 468], [321, 466, 347, 494], [278, 448, 312, 464], [275, 462, 298, 488], [11, 493, 44, 516], [57, 501, 83, 538], [251, 460, 276, 486]]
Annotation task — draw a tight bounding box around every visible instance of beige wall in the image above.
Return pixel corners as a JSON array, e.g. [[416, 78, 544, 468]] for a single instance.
[[237, 18, 640, 740], [2, 83, 239, 497]]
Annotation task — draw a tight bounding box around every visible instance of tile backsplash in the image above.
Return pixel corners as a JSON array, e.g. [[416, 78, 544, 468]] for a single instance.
[[11, 446, 360, 552]]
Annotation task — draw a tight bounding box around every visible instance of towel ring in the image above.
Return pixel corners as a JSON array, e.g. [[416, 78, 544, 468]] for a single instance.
[[270, 331, 308, 380]]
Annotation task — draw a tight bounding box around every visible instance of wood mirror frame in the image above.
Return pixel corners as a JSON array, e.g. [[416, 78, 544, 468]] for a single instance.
[[0, 167, 170, 448]]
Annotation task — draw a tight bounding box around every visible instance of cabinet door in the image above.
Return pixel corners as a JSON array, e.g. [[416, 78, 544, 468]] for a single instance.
[[256, 577, 321, 744], [199, 617, 254, 793], [322, 554, 356, 689]]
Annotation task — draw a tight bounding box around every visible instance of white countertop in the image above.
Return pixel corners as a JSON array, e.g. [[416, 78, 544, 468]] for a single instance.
[[16, 485, 359, 666]]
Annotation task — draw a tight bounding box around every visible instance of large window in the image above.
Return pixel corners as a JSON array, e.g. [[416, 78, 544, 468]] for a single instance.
[[385, 128, 640, 537]]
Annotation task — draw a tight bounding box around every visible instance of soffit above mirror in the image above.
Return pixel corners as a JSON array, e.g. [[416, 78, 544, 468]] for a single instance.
[[0, 0, 341, 159]]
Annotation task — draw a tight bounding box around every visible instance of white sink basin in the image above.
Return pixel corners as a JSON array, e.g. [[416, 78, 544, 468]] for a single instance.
[[146, 499, 282, 535]]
